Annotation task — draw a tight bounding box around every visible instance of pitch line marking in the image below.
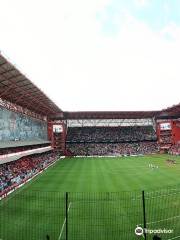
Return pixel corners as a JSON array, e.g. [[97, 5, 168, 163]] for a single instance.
[[146, 215, 180, 225], [167, 235, 180, 240], [138, 215, 180, 226], [58, 202, 72, 240]]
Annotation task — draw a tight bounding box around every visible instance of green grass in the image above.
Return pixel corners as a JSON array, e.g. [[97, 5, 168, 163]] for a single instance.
[[0, 154, 180, 240]]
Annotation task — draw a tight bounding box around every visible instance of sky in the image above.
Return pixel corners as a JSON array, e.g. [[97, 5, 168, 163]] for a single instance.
[[0, 0, 180, 111]]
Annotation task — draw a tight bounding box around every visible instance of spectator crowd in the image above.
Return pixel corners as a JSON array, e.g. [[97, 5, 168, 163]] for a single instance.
[[67, 142, 158, 156], [0, 151, 59, 196], [66, 126, 158, 156], [67, 126, 157, 143], [159, 135, 172, 144]]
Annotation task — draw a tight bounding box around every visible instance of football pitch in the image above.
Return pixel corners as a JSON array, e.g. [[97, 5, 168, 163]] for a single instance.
[[0, 154, 180, 240]]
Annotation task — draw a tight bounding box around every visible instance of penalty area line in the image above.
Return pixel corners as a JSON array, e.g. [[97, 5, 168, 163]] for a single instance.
[[58, 202, 72, 240]]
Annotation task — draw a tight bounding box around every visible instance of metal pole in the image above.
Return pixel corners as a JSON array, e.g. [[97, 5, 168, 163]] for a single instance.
[[66, 192, 68, 240], [142, 190, 147, 240]]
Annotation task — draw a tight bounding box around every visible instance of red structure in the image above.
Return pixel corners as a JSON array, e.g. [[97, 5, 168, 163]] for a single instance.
[[48, 120, 67, 154], [172, 120, 180, 144], [156, 120, 173, 150], [156, 104, 180, 151]]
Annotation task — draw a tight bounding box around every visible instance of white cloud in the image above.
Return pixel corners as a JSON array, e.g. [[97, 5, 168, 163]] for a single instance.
[[161, 22, 180, 40], [0, 0, 179, 111]]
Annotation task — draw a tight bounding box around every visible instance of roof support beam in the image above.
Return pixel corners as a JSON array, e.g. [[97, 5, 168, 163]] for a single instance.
[[0, 68, 15, 75]]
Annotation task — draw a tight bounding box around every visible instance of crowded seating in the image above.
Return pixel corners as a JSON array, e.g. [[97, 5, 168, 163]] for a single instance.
[[66, 126, 157, 143], [0, 151, 59, 196], [159, 136, 172, 144], [67, 142, 159, 156], [66, 126, 158, 156]]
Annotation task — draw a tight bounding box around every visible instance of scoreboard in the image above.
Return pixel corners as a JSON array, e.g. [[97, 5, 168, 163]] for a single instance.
[[160, 122, 171, 130], [53, 125, 63, 133]]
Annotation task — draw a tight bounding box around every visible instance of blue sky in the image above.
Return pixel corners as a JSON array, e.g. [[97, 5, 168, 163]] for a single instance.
[[0, 0, 179, 111], [98, 0, 180, 35]]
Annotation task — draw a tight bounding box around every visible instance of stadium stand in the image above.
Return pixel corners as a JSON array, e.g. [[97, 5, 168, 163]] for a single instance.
[[0, 151, 59, 197], [66, 126, 158, 155], [67, 142, 158, 156], [66, 126, 157, 142], [0, 53, 63, 198]]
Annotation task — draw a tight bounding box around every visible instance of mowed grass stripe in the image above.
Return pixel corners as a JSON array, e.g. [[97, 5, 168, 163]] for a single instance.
[[0, 154, 180, 240]]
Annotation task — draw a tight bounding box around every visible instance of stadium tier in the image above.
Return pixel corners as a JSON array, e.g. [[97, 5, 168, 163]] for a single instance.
[[66, 126, 157, 142], [66, 126, 158, 155], [0, 151, 59, 197], [0, 140, 50, 149], [67, 142, 158, 156]]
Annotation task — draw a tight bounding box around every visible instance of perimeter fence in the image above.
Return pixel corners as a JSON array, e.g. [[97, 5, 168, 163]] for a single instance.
[[0, 186, 180, 240]]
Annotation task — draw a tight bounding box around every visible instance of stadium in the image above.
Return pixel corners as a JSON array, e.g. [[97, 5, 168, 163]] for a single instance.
[[0, 52, 179, 240]]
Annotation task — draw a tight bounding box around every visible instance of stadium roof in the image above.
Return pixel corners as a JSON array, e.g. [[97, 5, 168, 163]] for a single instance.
[[158, 103, 180, 119], [0, 53, 179, 120], [54, 111, 160, 120], [0, 53, 62, 117], [51, 106, 180, 120]]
